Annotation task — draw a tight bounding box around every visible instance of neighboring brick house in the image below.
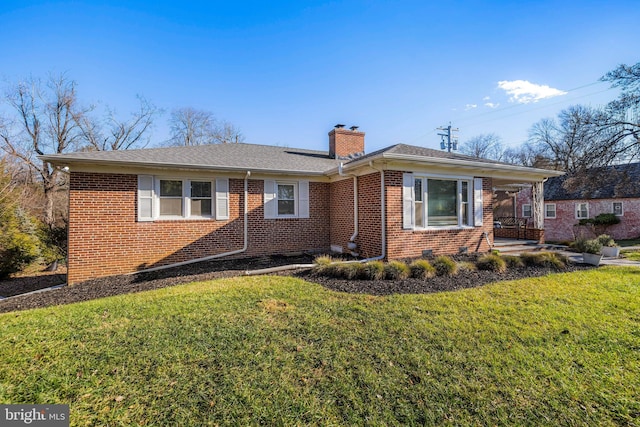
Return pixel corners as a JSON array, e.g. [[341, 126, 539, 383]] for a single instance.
[[516, 163, 640, 242], [42, 125, 562, 284]]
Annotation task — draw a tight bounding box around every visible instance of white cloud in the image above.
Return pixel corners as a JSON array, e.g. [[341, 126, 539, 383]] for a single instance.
[[465, 104, 477, 110], [484, 102, 499, 108], [483, 96, 491, 101], [497, 80, 567, 104]]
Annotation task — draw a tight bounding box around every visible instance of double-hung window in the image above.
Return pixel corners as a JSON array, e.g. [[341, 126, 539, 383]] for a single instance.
[[277, 183, 296, 216], [159, 180, 184, 217], [138, 175, 228, 221], [545, 203, 556, 219], [406, 175, 475, 228], [264, 180, 310, 219], [575, 202, 589, 219], [522, 204, 532, 218], [189, 181, 213, 217]]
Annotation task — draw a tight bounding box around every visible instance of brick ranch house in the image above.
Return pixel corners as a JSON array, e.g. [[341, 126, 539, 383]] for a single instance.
[[515, 162, 640, 242], [41, 125, 563, 284]]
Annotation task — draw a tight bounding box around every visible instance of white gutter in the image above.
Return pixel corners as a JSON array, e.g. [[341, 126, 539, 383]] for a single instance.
[[338, 163, 359, 253], [129, 171, 252, 276], [334, 152, 564, 179], [361, 161, 386, 262], [39, 157, 333, 177]]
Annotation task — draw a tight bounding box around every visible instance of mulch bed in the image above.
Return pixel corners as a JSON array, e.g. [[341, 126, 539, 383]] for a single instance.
[[0, 254, 595, 314]]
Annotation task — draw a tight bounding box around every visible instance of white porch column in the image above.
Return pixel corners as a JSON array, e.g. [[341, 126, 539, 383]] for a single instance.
[[531, 181, 544, 229]]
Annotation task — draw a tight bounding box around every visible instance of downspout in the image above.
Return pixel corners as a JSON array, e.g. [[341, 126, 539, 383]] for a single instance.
[[360, 161, 386, 262], [338, 162, 359, 255], [131, 171, 252, 275]]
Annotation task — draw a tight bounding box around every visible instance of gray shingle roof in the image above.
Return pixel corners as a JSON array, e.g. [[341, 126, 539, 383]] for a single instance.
[[41, 141, 561, 179], [545, 162, 640, 200], [41, 143, 342, 175], [359, 143, 517, 166]]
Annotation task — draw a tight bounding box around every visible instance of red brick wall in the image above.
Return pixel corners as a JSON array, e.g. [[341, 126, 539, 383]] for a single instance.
[[356, 172, 383, 258], [517, 188, 640, 241], [384, 171, 493, 259], [329, 178, 355, 252], [68, 172, 330, 283]]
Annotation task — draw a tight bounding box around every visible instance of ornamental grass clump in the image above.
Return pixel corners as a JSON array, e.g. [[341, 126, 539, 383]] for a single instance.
[[432, 255, 458, 276], [457, 261, 477, 272], [476, 253, 507, 273], [520, 252, 567, 270], [341, 262, 365, 280], [409, 259, 436, 279], [501, 254, 524, 268], [363, 260, 385, 280], [313, 255, 334, 275], [384, 260, 411, 280]]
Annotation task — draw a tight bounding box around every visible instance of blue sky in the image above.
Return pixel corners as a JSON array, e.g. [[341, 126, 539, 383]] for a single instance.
[[1, 1, 638, 153]]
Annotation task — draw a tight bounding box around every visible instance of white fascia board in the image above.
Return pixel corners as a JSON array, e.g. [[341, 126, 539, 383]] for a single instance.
[[337, 152, 564, 181]]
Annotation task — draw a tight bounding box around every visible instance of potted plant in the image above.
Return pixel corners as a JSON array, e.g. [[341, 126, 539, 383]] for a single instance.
[[572, 237, 603, 266], [597, 234, 620, 258]]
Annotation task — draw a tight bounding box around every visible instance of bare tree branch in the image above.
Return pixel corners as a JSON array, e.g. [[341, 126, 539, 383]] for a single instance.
[[167, 107, 245, 146]]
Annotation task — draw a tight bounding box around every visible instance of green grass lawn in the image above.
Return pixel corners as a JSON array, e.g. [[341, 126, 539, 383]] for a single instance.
[[1, 268, 639, 426]]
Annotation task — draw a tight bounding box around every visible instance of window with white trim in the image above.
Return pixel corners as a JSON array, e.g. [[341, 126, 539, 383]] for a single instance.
[[137, 175, 228, 221], [613, 201, 623, 216], [264, 179, 310, 219], [277, 182, 296, 216], [522, 204, 532, 218], [407, 175, 473, 228], [575, 202, 589, 219], [545, 203, 556, 219]]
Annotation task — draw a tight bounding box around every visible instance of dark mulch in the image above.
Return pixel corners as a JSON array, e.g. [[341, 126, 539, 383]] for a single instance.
[[0, 254, 595, 314], [294, 263, 595, 296]]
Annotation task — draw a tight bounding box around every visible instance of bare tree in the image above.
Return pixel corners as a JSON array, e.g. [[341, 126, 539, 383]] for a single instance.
[[167, 107, 244, 146], [526, 105, 613, 173], [593, 62, 640, 160], [459, 133, 504, 160], [0, 74, 88, 226], [502, 142, 552, 168], [77, 96, 159, 151]]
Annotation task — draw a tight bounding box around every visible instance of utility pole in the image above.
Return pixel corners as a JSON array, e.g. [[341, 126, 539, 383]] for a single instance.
[[437, 123, 459, 152]]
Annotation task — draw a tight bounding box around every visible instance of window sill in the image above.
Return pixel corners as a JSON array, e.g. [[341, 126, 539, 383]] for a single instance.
[[407, 225, 475, 231]]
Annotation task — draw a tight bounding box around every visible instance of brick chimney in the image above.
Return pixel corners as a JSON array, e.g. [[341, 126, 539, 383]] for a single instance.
[[328, 124, 365, 160]]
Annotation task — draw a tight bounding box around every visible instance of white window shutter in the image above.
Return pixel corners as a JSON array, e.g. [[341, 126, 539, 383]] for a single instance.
[[402, 173, 414, 229], [298, 180, 309, 219], [264, 180, 277, 219], [474, 177, 484, 227], [215, 178, 229, 220], [138, 175, 154, 221]]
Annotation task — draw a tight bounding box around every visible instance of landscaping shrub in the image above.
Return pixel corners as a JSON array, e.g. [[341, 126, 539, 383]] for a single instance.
[[571, 237, 602, 254], [313, 255, 334, 275], [341, 262, 365, 280], [501, 254, 524, 268], [0, 207, 42, 279], [363, 261, 385, 280], [520, 252, 566, 270], [409, 259, 436, 279], [597, 234, 616, 247], [432, 256, 458, 276], [384, 260, 411, 280], [477, 254, 507, 273], [457, 261, 477, 272]]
